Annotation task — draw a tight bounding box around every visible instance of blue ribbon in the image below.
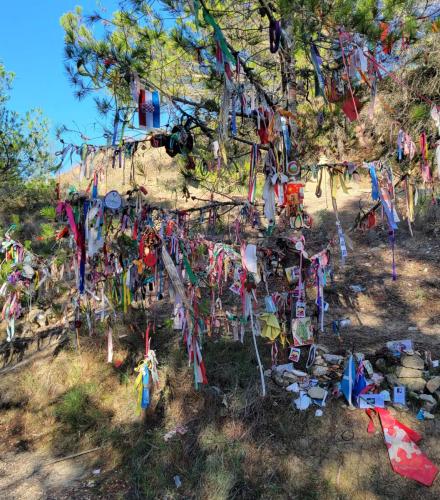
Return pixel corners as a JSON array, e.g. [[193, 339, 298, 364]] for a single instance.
[[230, 95, 237, 136], [141, 367, 150, 409], [92, 179, 98, 200], [310, 43, 326, 99], [112, 112, 120, 147], [152, 91, 160, 128], [282, 120, 291, 157], [368, 163, 380, 201]]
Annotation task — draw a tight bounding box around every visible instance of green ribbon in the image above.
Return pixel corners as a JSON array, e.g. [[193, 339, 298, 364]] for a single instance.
[[180, 242, 198, 285], [201, 5, 235, 65]]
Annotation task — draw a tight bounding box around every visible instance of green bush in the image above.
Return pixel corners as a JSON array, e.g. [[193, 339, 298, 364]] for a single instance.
[[409, 103, 430, 124], [54, 384, 108, 433]]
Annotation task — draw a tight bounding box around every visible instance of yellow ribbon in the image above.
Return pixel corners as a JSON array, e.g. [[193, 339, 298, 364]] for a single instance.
[[134, 360, 149, 415]]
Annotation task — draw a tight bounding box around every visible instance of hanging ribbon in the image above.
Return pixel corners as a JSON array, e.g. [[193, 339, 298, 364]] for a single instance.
[[92, 172, 98, 199], [338, 31, 359, 120], [134, 349, 159, 415], [248, 144, 259, 203], [269, 19, 281, 53], [201, 5, 236, 66], [107, 327, 113, 363], [397, 129, 404, 161], [368, 163, 380, 201], [405, 178, 414, 237], [56, 202, 79, 244], [112, 112, 120, 147], [310, 42, 326, 99], [420, 132, 431, 182]]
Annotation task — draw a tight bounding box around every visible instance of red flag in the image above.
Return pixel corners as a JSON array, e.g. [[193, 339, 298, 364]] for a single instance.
[[377, 408, 438, 486]]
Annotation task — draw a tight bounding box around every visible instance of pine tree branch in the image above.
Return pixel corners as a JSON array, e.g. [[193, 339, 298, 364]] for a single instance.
[[198, 0, 275, 107]]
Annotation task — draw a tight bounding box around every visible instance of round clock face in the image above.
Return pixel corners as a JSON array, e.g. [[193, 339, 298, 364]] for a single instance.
[[104, 190, 122, 210]]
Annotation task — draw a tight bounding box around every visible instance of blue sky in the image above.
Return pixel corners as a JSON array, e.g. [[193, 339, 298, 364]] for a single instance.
[[0, 1, 123, 150]]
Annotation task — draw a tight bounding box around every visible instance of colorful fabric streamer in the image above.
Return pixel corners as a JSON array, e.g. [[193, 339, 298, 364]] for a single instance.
[[248, 144, 259, 203], [310, 43, 326, 99]]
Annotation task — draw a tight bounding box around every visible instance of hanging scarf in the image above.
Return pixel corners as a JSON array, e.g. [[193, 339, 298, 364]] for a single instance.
[[368, 163, 380, 201], [338, 31, 359, 120], [310, 42, 326, 99], [269, 19, 281, 53]]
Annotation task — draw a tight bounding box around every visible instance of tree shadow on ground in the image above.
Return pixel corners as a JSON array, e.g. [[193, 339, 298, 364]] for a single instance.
[[1, 199, 440, 499]]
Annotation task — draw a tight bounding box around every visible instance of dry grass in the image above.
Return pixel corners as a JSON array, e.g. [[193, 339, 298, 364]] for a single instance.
[[1, 156, 440, 498], [0, 337, 136, 455]]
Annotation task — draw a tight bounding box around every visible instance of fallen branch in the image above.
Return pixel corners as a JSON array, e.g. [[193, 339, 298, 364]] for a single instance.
[[0, 335, 69, 375], [44, 446, 102, 466]]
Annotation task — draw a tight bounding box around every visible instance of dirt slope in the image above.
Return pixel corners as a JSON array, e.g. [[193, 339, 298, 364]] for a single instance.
[[0, 174, 439, 499]]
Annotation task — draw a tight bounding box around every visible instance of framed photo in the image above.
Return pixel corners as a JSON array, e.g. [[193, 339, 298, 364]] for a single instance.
[[291, 317, 314, 346], [288, 347, 301, 363]]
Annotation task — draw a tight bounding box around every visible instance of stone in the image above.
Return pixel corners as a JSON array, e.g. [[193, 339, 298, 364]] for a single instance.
[[273, 374, 285, 387], [426, 376, 440, 393], [419, 394, 436, 404], [36, 313, 47, 328], [281, 373, 301, 387], [315, 344, 329, 354], [313, 356, 327, 366], [395, 378, 426, 392], [312, 365, 329, 377], [401, 354, 424, 370], [286, 382, 300, 393], [395, 366, 424, 378], [308, 386, 327, 400], [28, 308, 44, 323], [391, 404, 409, 412], [422, 401, 437, 413], [386, 374, 399, 387], [375, 358, 387, 372], [323, 354, 343, 365]]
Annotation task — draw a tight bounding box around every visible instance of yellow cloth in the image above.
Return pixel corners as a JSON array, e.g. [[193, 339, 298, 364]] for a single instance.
[[259, 313, 281, 341], [134, 360, 148, 415]]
